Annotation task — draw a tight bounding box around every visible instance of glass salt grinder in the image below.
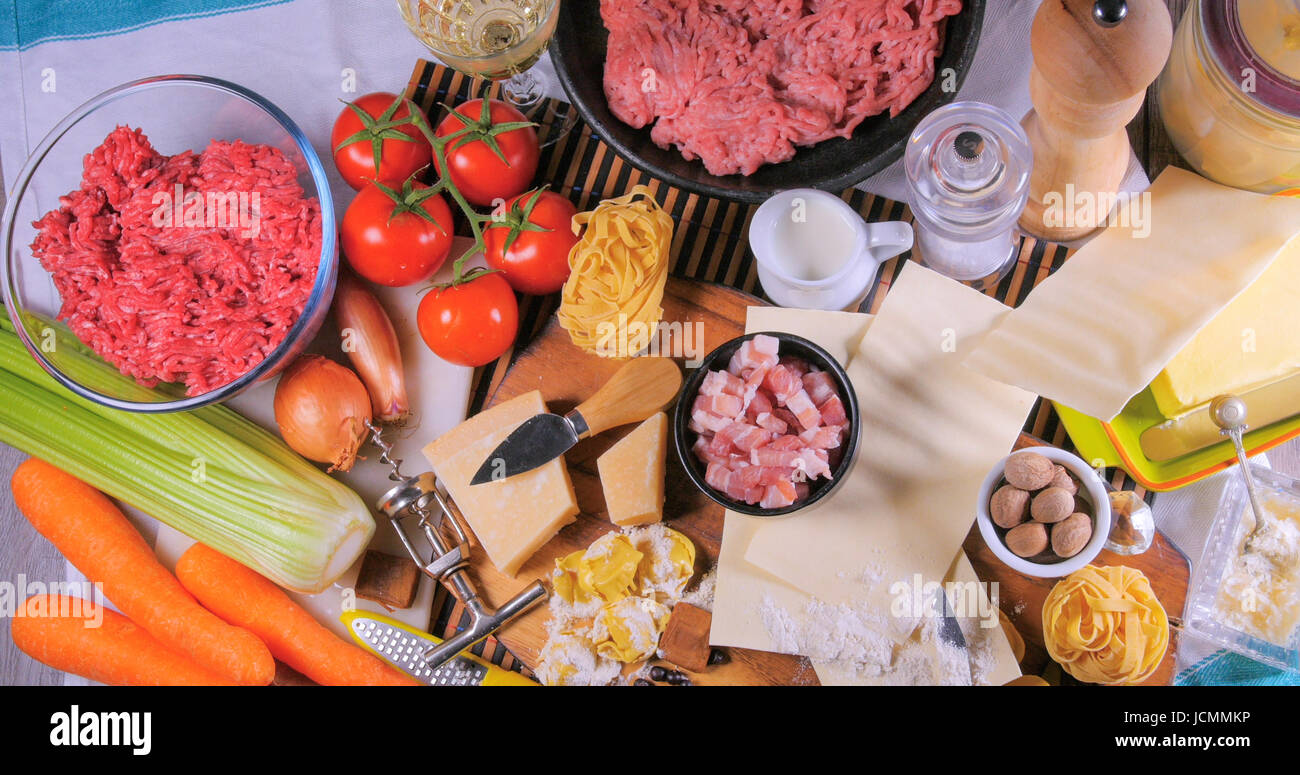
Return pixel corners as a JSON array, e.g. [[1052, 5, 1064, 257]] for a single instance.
[[904, 101, 1032, 291]]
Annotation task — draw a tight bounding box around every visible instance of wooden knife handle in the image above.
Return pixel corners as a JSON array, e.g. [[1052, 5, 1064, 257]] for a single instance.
[[575, 357, 683, 438]]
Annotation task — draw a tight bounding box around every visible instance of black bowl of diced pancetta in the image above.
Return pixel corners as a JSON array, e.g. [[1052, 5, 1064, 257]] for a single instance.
[[674, 332, 860, 517]]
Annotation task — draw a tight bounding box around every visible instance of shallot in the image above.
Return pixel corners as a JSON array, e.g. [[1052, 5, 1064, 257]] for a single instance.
[[334, 272, 411, 423]]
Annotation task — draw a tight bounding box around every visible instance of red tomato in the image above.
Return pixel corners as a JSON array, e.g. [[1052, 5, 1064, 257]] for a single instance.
[[434, 99, 540, 207], [483, 189, 579, 295], [416, 272, 519, 367], [341, 180, 453, 287], [331, 92, 432, 190]]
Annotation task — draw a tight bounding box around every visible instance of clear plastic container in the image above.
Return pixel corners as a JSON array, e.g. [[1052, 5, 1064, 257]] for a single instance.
[[1185, 464, 1300, 670]]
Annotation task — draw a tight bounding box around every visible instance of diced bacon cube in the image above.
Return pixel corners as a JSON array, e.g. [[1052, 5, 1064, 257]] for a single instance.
[[728, 337, 779, 377], [755, 412, 788, 435], [743, 487, 766, 504], [731, 464, 765, 490], [761, 364, 802, 404], [707, 432, 733, 455], [696, 437, 745, 467], [794, 482, 811, 501], [745, 389, 774, 420], [722, 421, 771, 452], [772, 407, 801, 432], [802, 370, 838, 406], [799, 426, 842, 449], [705, 461, 732, 492], [758, 466, 797, 486], [724, 479, 754, 503], [818, 395, 848, 427], [767, 434, 805, 451], [751, 446, 801, 468], [696, 392, 743, 418], [797, 448, 832, 480], [701, 369, 744, 397], [740, 363, 770, 410], [759, 480, 797, 509], [692, 407, 732, 434], [751, 334, 779, 355], [785, 389, 822, 430], [779, 356, 811, 379]]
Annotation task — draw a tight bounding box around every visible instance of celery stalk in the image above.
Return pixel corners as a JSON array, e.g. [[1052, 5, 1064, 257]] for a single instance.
[[0, 312, 374, 594]]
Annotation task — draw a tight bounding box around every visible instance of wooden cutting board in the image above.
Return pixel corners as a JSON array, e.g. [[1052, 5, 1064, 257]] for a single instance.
[[468, 277, 816, 685], [469, 276, 1190, 685]]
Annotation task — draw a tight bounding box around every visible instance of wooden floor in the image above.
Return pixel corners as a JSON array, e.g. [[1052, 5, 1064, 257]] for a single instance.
[[3, 0, 1297, 685]]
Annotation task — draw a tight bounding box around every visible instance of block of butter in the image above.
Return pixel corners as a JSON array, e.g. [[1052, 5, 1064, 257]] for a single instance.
[[1150, 238, 1300, 417], [597, 412, 667, 526], [423, 390, 579, 577]]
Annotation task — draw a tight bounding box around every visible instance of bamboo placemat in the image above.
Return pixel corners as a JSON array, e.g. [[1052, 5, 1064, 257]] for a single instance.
[[401, 60, 1153, 678]]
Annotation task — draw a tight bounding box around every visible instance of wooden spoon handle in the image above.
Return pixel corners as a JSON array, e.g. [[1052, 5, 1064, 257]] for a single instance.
[[574, 357, 682, 438]]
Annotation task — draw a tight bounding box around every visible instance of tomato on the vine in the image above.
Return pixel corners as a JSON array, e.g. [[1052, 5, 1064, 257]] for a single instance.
[[331, 92, 432, 190], [434, 98, 540, 207], [483, 189, 578, 295], [341, 176, 453, 287], [416, 271, 519, 367]]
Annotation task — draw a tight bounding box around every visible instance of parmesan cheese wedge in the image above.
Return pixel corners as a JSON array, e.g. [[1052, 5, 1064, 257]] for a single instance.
[[597, 412, 667, 526], [422, 390, 579, 577]]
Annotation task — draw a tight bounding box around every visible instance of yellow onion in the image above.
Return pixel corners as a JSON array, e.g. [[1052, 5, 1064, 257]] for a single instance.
[[334, 273, 411, 423], [274, 355, 372, 472]]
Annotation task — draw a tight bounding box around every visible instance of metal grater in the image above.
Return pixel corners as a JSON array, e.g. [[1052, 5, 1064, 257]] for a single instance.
[[348, 615, 488, 686]]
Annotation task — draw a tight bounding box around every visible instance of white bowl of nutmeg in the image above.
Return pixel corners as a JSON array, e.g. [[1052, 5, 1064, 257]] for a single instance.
[[975, 447, 1112, 578]]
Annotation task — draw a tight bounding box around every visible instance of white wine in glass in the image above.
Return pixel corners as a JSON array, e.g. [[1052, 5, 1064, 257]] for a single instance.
[[399, 0, 559, 107]]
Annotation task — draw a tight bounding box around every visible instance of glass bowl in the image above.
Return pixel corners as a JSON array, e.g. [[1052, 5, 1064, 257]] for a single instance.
[[0, 74, 337, 413]]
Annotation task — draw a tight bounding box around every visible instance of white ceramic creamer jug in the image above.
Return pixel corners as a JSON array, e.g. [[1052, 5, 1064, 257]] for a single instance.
[[748, 189, 912, 310]]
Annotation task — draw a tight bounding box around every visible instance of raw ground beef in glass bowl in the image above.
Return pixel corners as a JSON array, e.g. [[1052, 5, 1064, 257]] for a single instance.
[[1, 74, 338, 412]]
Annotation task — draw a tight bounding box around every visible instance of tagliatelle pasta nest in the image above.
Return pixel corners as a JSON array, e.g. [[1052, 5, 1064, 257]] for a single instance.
[[1042, 564, 1169, 685], [557, 186, 673, 356]]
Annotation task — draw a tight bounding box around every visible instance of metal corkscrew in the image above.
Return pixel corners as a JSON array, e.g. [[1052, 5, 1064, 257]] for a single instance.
[[365, 420, 547, 670]]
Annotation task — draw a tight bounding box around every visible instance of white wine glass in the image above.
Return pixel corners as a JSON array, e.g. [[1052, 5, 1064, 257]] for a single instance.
[[398, 0, 576, 144]]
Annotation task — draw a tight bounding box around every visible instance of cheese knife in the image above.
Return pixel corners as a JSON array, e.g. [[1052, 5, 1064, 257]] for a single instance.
[[470, 356, 683, 485], [1138, 372, 1300, 461]]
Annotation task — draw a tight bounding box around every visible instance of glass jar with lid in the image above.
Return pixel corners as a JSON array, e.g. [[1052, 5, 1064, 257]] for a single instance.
[[904, 101, 1032, 291], [1157, 0, 1300, 193]]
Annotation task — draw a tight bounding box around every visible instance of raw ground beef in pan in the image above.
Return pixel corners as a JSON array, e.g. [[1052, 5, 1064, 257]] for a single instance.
[[30, 126, 322, 396], [602, 0, 962, 176]]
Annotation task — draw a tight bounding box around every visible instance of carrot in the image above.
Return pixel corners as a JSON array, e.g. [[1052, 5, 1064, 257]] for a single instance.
[[11, 458, 274, 686], [176, 543, 420, 686], [12, 595, 235, 686]]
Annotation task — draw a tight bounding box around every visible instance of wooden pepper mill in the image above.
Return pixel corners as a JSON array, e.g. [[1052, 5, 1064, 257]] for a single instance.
[[1018, 0, 1172, 241]]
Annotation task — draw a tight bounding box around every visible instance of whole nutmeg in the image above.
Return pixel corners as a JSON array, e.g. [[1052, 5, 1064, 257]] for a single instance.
[[1051, 512, 1093, 558], [1004, 452, 1055, 491], [1049, 465, 1078, 495], [1005, 522, 1049, 558], [1031, 487, 1074, 524], [990, 485, 1030, 529]]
